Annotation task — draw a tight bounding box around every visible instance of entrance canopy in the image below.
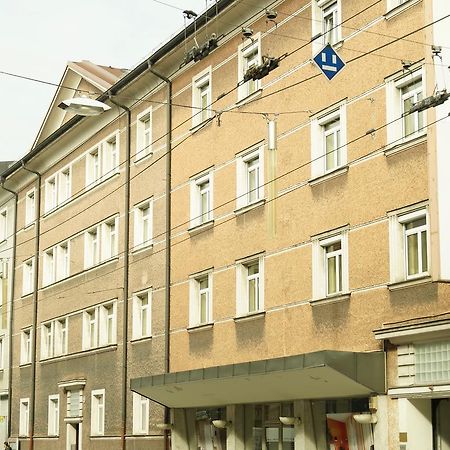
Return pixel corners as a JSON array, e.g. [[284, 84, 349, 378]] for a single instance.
[[131, 351, 385, 408]]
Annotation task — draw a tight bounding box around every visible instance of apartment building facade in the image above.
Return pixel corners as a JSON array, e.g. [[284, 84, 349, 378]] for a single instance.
[[1, 0, 450, 449]]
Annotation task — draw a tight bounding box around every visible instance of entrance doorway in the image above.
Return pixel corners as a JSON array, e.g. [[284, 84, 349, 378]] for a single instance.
[[433, 399, 450, 450], [67, 423, 82, 450]]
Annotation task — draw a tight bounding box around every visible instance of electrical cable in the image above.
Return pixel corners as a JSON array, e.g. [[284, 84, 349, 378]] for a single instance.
[[9, 112, 449, 314]]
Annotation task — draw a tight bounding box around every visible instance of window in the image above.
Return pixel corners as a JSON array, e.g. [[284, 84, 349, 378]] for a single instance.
[[132, 290, 151, 340], [238, 34, 261, 100], [21, 329, 32, 365], [389, 207, 429, 282], [45, 177, 57, 212], [48, 394, 60, 436], [86, 133, 119, 186], [312, 0, 342, 53], [25, 189, 36, 226], [236, 256, 264, 317], [136, 108, 153, 161], [190, 172, 213, 228], [83, 302, 117, 350], [189, 272, 212, 327], [134, 199, 153, 250], [43, 241, 70, 286], [84, 217, 119, 268], [102, 218, 118, 260], [312, 230, 349, 300], [59, 168, 71, 204], [67, 389, 83, 419], [192, 68, 212, 127], [19, 398, 29, 437], [310, 104, 347, 178], [386, 69, 425, 147], [132, 393, 149, 435], [41, 318, 68, 359], [91, 389, 105, 436], [415, 340, 450, 383], [23, 258, 34, 295], [44, 167, 72, 213], [236, 147, 264, 210]]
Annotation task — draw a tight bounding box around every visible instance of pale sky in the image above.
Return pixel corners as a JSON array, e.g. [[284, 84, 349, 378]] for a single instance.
[[0, 0, 207, 162]]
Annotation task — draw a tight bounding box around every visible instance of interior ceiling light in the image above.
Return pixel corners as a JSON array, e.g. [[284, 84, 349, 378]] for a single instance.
[[58, 97, 111, 116]]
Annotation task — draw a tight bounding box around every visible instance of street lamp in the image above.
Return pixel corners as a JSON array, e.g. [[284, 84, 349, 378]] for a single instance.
[[58, 96, 111, 116]]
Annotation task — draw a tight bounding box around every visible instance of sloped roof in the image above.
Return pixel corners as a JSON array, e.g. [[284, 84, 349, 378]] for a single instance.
[[33, 60, 128, 147]]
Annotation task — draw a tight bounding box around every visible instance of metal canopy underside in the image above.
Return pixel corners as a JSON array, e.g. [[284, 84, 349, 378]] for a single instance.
[[130, 351, 385, 408]]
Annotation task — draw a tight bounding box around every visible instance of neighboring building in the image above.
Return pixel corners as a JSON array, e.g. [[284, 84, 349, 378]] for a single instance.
[[1, 0, 450, 450], [0, 161, 16, 444]]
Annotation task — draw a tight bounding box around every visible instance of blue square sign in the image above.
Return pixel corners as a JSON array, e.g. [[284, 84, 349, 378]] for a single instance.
[[313, 44, 345, 81]]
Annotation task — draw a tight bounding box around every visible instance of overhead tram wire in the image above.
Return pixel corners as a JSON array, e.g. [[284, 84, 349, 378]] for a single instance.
[[12, 101, 445, 262], [9, 112, 450, 312], [2, 13, 446, 253]]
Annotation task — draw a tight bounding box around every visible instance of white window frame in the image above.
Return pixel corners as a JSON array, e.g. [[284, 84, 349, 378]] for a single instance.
[[22, 258, 34, 296], [48, 394, 60, 436], [189, 271, 213, 327], [83, 301, 117, 350], [312, 229, 349, 300], [45, 176, 57, 213], [19, 398, 30, 437], [91, 389, 105, 436], [389, 206, 429, 283], [192, 67, 212, 127], [236, 146, 264, 210], [190, 172, 213, 228], [237, 34, 262, 101], [236, 255, 264, 317], [20, 328, 32, 365], [132, 289, 152, 340], [58, 167, 72, 204], [134, 198, 153, 250], [41, 317, 68, 359], [0, 208, 6, 242], [25, 189, 36, 227], [132, 392, 150, 435], [85, 132, 120, 187], [312, 0, 342, 54], [44, 165, 72, 213], [311, 103, 347, 179], [386, 68, 425, 148], [136, 107, 153, 161], [84, 217, 119, 269], [43, 241, 70, 286]]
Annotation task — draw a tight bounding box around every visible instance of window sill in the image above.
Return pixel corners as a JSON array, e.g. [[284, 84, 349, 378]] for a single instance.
[[308, 165, 349, 186], [190, 118, 213, 134], [19, 362, 31, 368], [188, 220, 214, 236], [131, 243, 154, 255], [384, 133, 427, 157], [236, 88, 263, 107], [21, 293, 33, 300], [234, 311, 266, 323], [40, 344, 118, 365], [234, 199, 265, 216], [385, 0, 422, 20], [0, 239, 6, 246], [64, 416, 83, 424], [23, 222, 35, 231], [134, 152, 154, 166], [187, 323, 214, 333], [388, 275, 432, 291], [309, 292, 351, 306], [131, 335, 152, 344]]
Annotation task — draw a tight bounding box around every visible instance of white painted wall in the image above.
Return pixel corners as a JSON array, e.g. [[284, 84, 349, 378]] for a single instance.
[[398, 398, 432, 450]]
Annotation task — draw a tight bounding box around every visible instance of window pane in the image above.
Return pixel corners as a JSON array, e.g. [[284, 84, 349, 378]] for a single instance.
[[421, 230, 428, 272], [327, 256, 337, 294], [248, 278, 258, 312], [405, 217, 426, 229], [200, 291, 208, 323], [407, 233, 419, 276]]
